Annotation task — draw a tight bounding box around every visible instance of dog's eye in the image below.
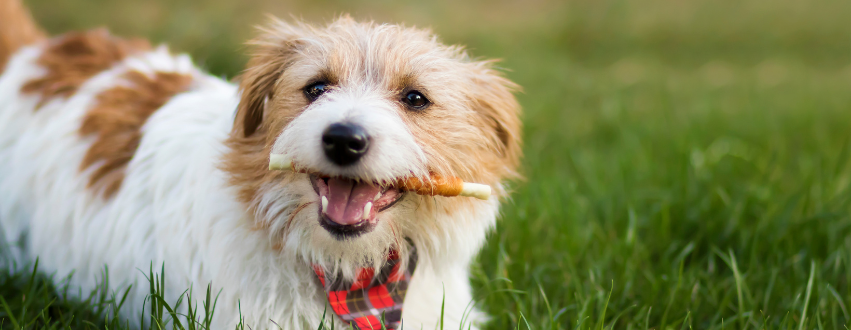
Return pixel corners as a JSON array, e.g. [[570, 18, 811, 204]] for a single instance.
[[402, 90, 430, 110], [304, 82, 328, 101]]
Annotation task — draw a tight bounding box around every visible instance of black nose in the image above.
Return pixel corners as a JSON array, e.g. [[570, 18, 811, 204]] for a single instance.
[[322, 123, 370, 166]]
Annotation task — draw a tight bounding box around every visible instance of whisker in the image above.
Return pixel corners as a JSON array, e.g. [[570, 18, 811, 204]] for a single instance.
[[389, 221, 401, 250]]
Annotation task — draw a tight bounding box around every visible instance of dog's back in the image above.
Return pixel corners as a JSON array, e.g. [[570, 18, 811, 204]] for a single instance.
[[0, 1, 253, 325]]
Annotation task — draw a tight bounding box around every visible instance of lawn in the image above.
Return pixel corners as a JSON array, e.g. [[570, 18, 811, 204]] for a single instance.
[[4, 0, 851, 328]]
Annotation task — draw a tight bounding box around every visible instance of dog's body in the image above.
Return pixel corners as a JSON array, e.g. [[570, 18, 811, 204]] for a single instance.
[[0, 1, 521, 329]]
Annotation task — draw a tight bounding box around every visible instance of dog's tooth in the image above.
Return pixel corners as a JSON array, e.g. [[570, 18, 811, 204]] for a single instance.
[[374, 191, 382, 201], [321, 196, 328, 214], [363, 202, 372, 219]]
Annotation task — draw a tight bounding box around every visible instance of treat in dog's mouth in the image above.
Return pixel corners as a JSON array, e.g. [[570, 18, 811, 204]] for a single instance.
[[311, 175, 402, 238], [270, 154, 493, 200]]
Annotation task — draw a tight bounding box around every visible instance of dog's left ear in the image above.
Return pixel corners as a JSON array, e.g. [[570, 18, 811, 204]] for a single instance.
[[469, 63, 523, 174], [234, 20, 306, 137]]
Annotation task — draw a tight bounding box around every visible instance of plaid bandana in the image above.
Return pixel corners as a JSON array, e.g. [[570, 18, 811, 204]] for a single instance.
[[312, 245, 418, 330]]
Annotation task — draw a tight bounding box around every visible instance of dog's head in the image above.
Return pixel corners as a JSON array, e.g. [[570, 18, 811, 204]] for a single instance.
[[224, 16, 520, 272]]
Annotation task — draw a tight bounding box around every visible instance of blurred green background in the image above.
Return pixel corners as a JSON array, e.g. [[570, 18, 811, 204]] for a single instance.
[[22, 0, 851, 328]]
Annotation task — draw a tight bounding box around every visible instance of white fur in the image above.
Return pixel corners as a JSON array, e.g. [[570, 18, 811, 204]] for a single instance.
[[0, 43, 494, 329]]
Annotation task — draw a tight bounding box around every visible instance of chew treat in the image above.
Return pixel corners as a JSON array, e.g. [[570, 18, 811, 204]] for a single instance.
[[268, 154, 292, 171], [396, 175, 492, 200], [460, 182, 492, 200], [268, 153, 492, 200]]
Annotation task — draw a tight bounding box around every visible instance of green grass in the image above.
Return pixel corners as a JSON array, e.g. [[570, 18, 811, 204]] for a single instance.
[[0, 259, 280, 330], [4, 0, 851, 328]]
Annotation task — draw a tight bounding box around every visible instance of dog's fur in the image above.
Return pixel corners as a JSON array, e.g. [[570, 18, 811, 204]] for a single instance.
[[0, 1, 521, 328]]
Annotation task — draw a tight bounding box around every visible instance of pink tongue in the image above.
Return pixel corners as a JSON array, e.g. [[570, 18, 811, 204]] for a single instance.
[[325, 178, 382, 225]]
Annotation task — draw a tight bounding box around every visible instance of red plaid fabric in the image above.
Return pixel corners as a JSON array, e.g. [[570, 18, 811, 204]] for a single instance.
[[313, 245, 417, 330]]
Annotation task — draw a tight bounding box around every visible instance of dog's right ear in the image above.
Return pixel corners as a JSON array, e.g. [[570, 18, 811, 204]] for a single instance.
[[234, 20, 306, 137]]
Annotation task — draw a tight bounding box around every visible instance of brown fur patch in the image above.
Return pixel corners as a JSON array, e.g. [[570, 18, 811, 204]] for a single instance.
[[0, 0, 45, 73], [80, 70, 193, 197], [21, 29, 150, 108]]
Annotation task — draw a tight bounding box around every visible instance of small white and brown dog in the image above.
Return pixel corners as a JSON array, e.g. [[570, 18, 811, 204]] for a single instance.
[[0, 0, 521, 329]]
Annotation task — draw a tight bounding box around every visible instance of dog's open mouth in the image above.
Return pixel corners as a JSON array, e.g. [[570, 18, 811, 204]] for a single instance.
[[311, 175, 403, 238]]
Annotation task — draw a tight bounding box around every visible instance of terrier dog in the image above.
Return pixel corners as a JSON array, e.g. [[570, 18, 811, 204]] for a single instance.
[[0, 0, 521, 328]]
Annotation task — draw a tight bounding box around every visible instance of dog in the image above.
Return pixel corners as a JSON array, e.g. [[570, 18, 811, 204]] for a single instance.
[[0, 0, 521, 328]]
